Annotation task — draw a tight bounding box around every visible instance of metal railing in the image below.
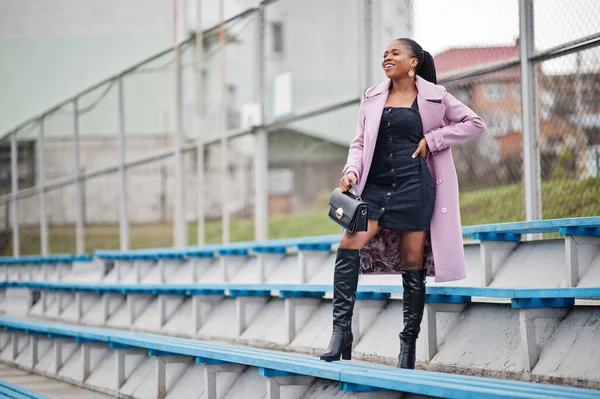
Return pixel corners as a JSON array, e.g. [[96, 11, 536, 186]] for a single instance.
[[2, 0, 599, 256]]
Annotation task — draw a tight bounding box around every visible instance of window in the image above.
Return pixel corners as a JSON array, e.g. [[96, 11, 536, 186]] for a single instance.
[[269, 169, 293, 195], [272, 22, 284, 54], [485, 83, 505, 101], [0, 140, 36, 196]]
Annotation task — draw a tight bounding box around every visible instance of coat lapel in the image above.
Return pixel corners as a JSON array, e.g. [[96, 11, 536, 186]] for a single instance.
[[415, 76, 445, 134], [362, 80, 390, 145], [359, 81, 390, 189]]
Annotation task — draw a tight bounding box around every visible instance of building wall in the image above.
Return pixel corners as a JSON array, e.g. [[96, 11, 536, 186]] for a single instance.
[[471, 80, 522, 135], [1, 0, 412, 228], [0, 129, 347, 227], [0, 136, 254, 227]]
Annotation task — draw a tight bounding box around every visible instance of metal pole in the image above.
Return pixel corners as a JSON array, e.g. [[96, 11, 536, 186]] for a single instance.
[[195, 0, 206, 246], [221, 136, 230, 243], [254, 4, 268, 241], [219, 0, 230, 243], [519, 0, 542, 223], [357, 0, 373, 94], [10, 131, 19, 257], [73, 99, 85, 254], [117, 76, 130, 250], [173, 0, 187, 248], [38, 117, 49, 255], [574, 51, 584, 179]]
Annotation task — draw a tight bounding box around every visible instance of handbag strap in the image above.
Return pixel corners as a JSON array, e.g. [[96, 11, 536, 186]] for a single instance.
[[350, 182, 362, 199]]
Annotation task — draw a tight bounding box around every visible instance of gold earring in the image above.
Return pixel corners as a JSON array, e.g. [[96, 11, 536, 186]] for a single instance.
[[408, 67, 415, 77]]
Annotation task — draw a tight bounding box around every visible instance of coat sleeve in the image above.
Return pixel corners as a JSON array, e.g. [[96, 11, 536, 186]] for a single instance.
[[424, 88, 486, 154], [342, 104, 366, 182]]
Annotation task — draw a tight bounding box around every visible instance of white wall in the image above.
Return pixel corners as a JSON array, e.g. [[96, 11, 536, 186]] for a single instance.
[[0, 0, 412, 226]]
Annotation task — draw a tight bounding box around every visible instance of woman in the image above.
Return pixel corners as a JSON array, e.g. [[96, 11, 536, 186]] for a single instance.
[[320, 38, 486, 369]]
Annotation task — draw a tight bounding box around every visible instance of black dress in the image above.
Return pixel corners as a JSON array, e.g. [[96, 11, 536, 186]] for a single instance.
[[361, 98, 435, 231]]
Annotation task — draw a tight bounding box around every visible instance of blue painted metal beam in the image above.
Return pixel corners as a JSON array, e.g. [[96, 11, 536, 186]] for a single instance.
[[7, 281, 600, 304], [109, 342, 133, 349], [511, 298, 575, 309], [426, 294, 471, 304], [228, 289, 271, 297], [278, 291, 326, 299], [0, 381, 52, 399], [559, 226, 600, 237], [355, 292, 391, 300], [473, 232, 521, 242]]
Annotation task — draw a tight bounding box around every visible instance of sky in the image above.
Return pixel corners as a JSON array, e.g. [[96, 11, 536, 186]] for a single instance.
[[412, 0, 600, 74], [1, 0, 598, 135], [413, 0, 519, 55]]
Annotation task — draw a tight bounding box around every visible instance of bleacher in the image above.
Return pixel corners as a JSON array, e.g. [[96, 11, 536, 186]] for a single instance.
[[0, 217, 599, 398], [0, 315, 599, 398]]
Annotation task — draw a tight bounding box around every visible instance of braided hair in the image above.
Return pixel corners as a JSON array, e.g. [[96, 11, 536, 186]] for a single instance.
[[395, 38, 437, 85]]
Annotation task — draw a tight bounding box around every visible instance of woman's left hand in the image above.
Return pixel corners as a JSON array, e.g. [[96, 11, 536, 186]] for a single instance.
[[412, 138, 429, 159]]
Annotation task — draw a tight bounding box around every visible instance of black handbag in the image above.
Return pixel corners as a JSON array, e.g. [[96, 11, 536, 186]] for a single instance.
[[328, 182, 368, 232]]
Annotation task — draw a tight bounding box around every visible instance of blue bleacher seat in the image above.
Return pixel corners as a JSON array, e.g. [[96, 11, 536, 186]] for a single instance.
[[11, 281, 600, 309], [0, 315, 598, 399], [0, 380, 51, 399]]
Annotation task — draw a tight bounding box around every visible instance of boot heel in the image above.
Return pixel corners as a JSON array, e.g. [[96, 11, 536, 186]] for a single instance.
[[341, 344, 352, 360]]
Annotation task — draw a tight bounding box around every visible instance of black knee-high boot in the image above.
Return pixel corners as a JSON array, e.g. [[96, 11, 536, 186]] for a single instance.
[[397, 269, 426, 369], [320, 248, 360, 362]]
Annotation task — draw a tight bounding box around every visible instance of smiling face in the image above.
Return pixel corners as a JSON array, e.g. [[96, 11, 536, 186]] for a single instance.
[[382, 40, 418, 80]]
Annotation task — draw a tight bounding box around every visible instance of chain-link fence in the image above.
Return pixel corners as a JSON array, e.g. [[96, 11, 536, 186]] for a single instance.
[[1, 0, 599, 256]]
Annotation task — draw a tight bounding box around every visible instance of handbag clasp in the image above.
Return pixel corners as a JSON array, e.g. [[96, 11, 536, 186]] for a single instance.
[[335, 207, 344, 219]]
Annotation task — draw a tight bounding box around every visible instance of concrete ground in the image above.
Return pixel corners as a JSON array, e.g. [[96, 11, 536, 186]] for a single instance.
[[0, 363, 112, 399]]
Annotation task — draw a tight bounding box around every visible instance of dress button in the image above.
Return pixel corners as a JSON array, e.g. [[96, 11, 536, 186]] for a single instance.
[[392, 183, 396, 188], [436, 178, 442, 185], [390, 169, 395, 173], [389, 153, 393, 157], [387, 122, 391, 127], [381, 207, 385, 212], [441, 207, 448, 214], [387, 192, 391, 196]]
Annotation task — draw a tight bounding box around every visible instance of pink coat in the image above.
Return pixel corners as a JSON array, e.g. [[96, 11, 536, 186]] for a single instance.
[[342, 76, 486, 282]]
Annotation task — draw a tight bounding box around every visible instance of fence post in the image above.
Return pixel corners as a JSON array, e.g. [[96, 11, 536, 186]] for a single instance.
[[519, 0, 542, 229], [195, 0, 206, 246], [357, 0, 373, 94], [10, 131, 19, 257], [73, 98, 85, 254], [254, 3, 268, 241], [38, 117, 49, 255], [117, 77, 130, 250], [173, 0, 187, 248], [218, 0, 230, 244]]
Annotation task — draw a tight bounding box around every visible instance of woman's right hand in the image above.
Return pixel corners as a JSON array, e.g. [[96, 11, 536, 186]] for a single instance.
[[339, 172, 358, 192]]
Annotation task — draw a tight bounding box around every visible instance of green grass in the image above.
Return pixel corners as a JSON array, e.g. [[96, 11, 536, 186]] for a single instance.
[[459, 177, 600, 225], [2, 178, 599, 256]]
